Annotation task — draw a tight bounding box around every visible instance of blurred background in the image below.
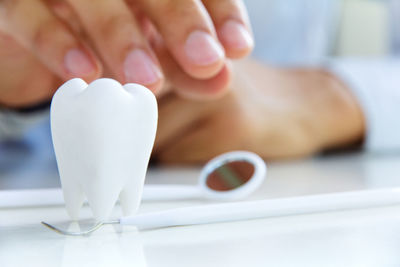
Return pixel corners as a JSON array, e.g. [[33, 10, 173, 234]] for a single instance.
[[0, 0, 398, 189], [248, 0, 397, 64]]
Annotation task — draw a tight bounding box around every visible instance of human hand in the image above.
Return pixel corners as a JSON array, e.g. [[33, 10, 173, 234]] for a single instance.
[[0, 0, 253, 107], [154, 60, 365, 164]]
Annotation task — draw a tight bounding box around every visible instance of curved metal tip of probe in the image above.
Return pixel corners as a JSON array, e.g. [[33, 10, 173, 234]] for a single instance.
[[41, 221, 107, 236]]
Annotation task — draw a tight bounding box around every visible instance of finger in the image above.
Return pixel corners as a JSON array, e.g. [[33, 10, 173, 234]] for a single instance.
[[202, 0, 254, 58], [0, 0, 101, 82], [67, 0, 163, 92], [167, 61, 232, 101], [45, 0, 82, 36], [152, 33, 231, 100], [0, 32, 59, 107], [135, 0, 225, 79]]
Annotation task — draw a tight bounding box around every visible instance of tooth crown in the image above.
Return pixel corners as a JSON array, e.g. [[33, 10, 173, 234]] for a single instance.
[[51, 78, 158, 221]]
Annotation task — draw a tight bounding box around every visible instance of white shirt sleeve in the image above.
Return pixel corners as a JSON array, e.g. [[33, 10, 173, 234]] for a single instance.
[[329, 59, 400, 152], [0, 108, 49, 141]]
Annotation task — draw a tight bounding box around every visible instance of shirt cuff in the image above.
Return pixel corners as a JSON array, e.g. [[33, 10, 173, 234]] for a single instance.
[[328, 58, 400, 152], [0, 107, 49, 141]]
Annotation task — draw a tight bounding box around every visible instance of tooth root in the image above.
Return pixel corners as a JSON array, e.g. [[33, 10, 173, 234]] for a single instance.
[[119, 182, 143, 216], [61, 180, 85, 221], [82, 183, 122, 221], [67, 221, 81, 232]]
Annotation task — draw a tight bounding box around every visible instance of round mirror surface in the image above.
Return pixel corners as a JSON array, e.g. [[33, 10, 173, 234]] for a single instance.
[[206, 160, 255, 192]]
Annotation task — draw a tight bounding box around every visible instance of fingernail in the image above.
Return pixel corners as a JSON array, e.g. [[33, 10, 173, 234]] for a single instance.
[[64, 48, 96, 76], [184, 30, 225, 66], [219, 20, 253, 50], [124, 49, 161, 85]]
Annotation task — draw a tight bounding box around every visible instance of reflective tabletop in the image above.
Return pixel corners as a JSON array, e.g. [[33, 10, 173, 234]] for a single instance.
[[2, 152, 400, 267]]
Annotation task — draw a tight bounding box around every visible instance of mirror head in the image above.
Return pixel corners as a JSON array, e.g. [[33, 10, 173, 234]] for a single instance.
[[199, 151, 267, 200], [206, 160, 255, 191]]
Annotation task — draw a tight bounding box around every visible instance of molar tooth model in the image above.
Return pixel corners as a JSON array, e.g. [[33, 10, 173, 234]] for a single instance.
[[51, 78, 158, 221]]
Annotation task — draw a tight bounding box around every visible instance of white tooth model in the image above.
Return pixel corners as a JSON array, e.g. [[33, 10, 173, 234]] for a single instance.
[[51, 78, 158, 221]]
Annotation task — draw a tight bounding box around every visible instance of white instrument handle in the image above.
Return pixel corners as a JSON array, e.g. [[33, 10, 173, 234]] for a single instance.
[[0, 185, 202, 208], [0, 188, 64, 208], [120, 188, 400, 229], [142, 185, 202, 201]]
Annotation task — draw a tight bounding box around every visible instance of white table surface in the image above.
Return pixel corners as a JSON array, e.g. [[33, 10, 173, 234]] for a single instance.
[[2, 152, 400, 267]]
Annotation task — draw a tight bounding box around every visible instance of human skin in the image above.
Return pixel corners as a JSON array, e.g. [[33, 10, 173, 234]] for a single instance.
[[0, 28, 365, 162], [0, 0, 253, 106], [0, 1, 365, 162], [153, 60, 365, 163]]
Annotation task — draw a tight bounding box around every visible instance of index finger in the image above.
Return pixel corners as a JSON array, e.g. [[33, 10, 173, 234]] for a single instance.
[[66, 0, 164, 92]]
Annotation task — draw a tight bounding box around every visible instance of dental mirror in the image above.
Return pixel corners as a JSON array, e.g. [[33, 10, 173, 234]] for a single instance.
[[0, 151, 266, 207], [143, 151, 267, 201]]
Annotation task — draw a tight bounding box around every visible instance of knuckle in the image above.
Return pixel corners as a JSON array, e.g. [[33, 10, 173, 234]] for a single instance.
[[100, 14, 135, 39], [32, 20, 59, 51], [204, 0, 244, 21], [1, 0, 21, 20], [159, 0, 198, 17], [1, 0, 17, 12], [97, 14, 141, 43]]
